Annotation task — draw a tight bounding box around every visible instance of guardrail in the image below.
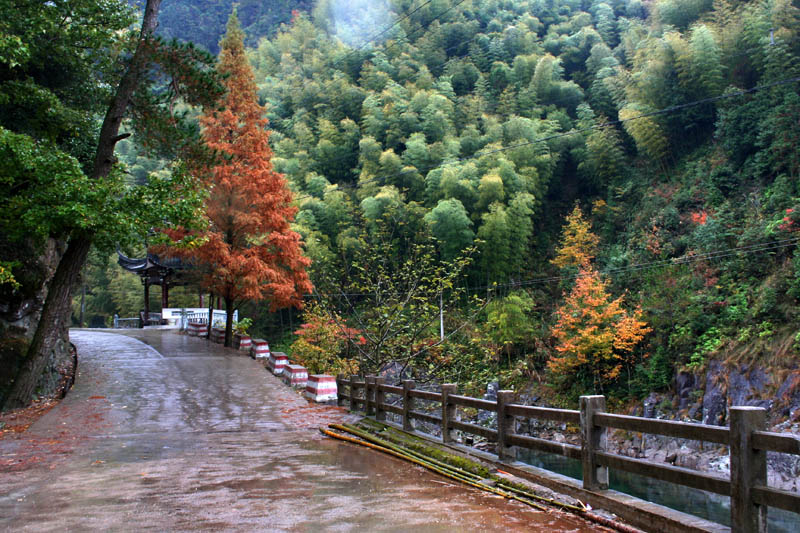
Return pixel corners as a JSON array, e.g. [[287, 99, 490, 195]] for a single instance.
[[335, 375, 800, 533], [185, 309, 230, 327], [113, 317, 140, 328]]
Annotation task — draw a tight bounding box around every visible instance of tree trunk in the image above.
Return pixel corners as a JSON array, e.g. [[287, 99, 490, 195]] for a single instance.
[[91, 0, 163, 183], [79, 284, 86, 328], [4, 237, 91, 409], [207, 293, 214, 339], [224, 297, 234, 347], [2, 0, 163, 410]]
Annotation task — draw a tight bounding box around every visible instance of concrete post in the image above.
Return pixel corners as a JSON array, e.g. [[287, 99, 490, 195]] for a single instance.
[[143, 280, 150, 324], [336, 374, 345, 407], [365, 376, 376, 416], [402, 380, 416, 431], [349, 375, 359, 412], [161, 281, 168, 310], [496, 390, 516, 461], [580, 395, 608, 490], [375, 377, 386, 422], [441, 384, 458, 444], [730, 406, 768, 533]]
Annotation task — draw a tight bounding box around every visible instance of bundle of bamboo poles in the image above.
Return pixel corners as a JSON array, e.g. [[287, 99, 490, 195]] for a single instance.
[[321, 423, 641, 533]]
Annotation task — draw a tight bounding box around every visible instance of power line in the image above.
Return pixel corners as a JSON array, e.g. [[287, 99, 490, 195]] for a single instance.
[[280, 4, 792, 204], [479, 237, 800, 292], [331, 0, 437, 67], [380, 0, 470, 58], [328, 0, 465, 74], [280, 5, 796, 204], [287, 74, 800, 205], [310, 236, 800, 298], [456, 76, 800, 163]]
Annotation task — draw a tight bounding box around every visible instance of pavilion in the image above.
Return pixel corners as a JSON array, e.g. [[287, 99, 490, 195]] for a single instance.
[[117, 251, 188, 323]]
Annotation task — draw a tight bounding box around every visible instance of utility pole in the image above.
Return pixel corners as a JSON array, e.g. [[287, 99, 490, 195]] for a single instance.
[[439, 291, 444, 340]]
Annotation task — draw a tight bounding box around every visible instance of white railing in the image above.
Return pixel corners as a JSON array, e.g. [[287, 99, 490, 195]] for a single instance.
[[113, 317, 140, 329], [181, 308, 237, 329], [112, 308, 236, 329]]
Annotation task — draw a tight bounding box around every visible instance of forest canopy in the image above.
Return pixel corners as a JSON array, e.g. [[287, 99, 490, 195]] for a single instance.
[[31, 0, 800, 404]]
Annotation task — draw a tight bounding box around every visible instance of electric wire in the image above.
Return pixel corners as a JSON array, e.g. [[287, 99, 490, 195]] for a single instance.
[[286, 73, 800, 206], [334, 0, 437, 60], [277, 2, 795, 204], [279, 31, 790, 193], [328, 0, 463, 72], [310, 236, 800, 298]]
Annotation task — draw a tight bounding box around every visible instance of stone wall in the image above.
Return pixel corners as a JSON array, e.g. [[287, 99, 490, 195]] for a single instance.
[[0, 238, 72, 408]]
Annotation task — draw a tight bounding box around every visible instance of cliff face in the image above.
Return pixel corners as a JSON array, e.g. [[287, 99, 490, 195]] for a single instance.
[[671, 358, 800, 428], [633, 359, 800, 491], [514, 360, 800, 492], [0, 239, 71, 409]]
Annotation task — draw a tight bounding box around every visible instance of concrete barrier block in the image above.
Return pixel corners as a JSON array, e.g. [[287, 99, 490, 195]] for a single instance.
[[251, 339, 270, 359], [282, 364, 308, 388], [267, 352, 288, 375], [305, 375, 337, 403], [187, 321, 207, 337], [211, 327, 225, 343], [234, 335, 251, 351]]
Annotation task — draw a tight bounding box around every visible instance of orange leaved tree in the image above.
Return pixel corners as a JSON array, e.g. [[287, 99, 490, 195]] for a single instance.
[[550, 205, 599, 270], [549, 267, 650, 394], [548, 207, 649, 395], [168, 12, 311, 346]]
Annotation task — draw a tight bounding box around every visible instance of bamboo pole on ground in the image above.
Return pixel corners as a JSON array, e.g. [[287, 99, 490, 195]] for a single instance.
[[322, 423, 643, 533]]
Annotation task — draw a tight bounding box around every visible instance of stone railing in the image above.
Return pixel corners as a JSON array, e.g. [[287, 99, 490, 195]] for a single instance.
[[337, 376, 800, 533]]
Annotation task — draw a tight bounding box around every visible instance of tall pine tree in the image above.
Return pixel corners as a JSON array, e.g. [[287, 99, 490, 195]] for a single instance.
[[170, 11, 312, 346]]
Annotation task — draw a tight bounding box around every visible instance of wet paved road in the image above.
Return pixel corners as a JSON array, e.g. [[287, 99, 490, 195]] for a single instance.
[[0, 330, 603, 532]]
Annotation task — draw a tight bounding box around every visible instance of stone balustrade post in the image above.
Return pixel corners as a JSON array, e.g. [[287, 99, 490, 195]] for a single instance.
[[730, 406, 767, 533], [375, 377, 386, 422], [336, 374, 345, 407], [365, 375, 376, 416], [496, 390, 516, 461], [580, 395, 608, 490], [349, 375, 359, 412], [441, 384, 457, 444], [402, 380, 416, 431]]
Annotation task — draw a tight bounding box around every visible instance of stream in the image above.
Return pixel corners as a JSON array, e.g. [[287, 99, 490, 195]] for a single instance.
[[517, 449, 799, 532]]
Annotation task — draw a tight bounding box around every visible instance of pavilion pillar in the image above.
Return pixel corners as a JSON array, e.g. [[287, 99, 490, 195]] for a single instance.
[[161, 279, 169, 310], [143, 279, 150, 322]]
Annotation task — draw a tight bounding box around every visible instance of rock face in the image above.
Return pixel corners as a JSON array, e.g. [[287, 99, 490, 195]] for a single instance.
[[728, 364, 771, 409], [643, 392, 659, 418], [675, 371, 696, 411], [697, 360, 796, 426], [0, 238, 71, 408], [775, 370, 800, 420], [702, 361, 727, 425]]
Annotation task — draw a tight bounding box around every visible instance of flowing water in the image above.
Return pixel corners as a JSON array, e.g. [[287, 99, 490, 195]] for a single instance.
[[517, 448, 799, 532]]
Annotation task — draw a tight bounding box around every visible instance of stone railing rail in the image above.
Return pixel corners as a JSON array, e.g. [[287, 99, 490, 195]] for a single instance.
[[112, 317, 140, 329], [336, 375, 800, 533]]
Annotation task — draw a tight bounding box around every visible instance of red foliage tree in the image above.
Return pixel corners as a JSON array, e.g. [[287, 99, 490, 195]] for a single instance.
[[167, 11, 311, 346]]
